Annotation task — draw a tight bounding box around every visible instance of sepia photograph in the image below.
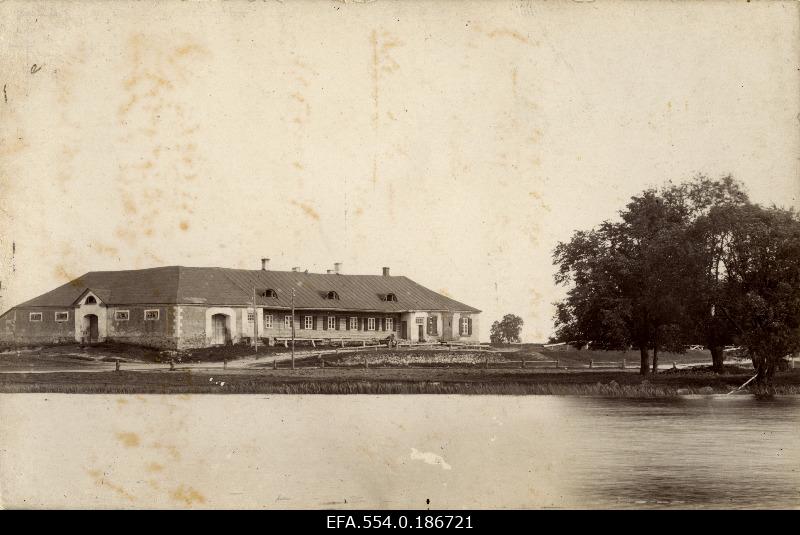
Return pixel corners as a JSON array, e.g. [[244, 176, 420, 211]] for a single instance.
[[0, 0, 798, 512]]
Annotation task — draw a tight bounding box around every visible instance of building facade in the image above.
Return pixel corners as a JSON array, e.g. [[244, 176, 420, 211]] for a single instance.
[[0, 265, 481, 349]]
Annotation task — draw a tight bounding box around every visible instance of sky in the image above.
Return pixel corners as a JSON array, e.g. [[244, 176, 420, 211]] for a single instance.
[[1, 0, 798, 341]]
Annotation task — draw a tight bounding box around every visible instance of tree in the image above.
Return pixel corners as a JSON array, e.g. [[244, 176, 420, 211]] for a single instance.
[[490, 314, 524, 344], [710, 204, 800, 384], [554, 185, 693, 374]]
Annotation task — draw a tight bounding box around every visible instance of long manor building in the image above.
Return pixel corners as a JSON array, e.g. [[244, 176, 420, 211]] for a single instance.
[[0, 262, 481, 349]]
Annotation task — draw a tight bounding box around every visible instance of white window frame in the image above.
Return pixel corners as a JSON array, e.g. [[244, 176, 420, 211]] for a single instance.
[[304, 315, 313, 330], [349, 317, 357, 330], [247, 311, 255, 323], [415, 317, 424, 325], [55, 311, 69, 322], [367, 317, 376, 331], [461, 317, 469, 335], [264, 314, 273, 329], [114, 310, 129, 321], [386, 318, 394, 331], [327, 316, 336, 330], [29, 312, 43, 322], [144, 309, 160, 321], [284, 315, 293, 328]]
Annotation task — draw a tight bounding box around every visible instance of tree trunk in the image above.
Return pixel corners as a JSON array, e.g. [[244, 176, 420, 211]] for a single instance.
[[651, 344, 659, 374], [639, 346, 650, 376], [710, 345, 725, 374]]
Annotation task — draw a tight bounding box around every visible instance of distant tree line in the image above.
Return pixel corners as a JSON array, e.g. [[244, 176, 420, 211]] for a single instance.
[[552, 176, 800, 384]]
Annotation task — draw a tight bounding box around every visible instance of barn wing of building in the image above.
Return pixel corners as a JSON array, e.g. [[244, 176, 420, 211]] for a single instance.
[[0, 266, 481, 349]]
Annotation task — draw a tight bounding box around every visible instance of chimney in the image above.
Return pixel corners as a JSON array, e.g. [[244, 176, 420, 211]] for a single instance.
[[382, 267, 391, 277], [261, 258, 269, 271], [292, 266, 300, 272], [326, 269, 334, 274], [334, 262, 342, 274]]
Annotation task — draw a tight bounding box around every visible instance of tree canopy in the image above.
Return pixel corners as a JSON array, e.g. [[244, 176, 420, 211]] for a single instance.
[[490, 314, 524, 344], [552, 175, 800, 382]]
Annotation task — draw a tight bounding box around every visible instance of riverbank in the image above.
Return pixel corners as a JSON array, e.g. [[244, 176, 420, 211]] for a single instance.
[[1, 367, 798, 396]]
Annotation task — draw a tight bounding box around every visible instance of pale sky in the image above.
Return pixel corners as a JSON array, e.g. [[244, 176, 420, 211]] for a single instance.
[[1, 0, 798, 341]]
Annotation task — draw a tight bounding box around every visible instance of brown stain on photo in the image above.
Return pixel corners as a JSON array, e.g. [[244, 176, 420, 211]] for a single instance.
[[86, 469, 136, 502], [116, 431, 141, 447], [146, 462, 164, 473], [171, 485, 206, 506], [291, 200, 320, 221]]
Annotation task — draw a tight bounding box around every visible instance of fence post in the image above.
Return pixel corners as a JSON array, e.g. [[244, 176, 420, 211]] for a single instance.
[[115, 359, 120, 373], [169, 359, 175, 371], [223, 358, 227, 370], [555, 358, 559, 369], [364, 356, 368, 369], [673, 361, 677, 370], [485, 357, 489, 369], [521, 359, 526, 369], [273, 359, 277, 370], [621, 358, 625, 369], [589, 359, 593, 369], [321, 358, 325, 369]]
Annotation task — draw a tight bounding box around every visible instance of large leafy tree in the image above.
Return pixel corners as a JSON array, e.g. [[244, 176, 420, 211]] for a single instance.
[[711, 204, 800, 384], [490, 314, 524, 344], [554, 187, 692, 374], [553, 176, 750, 375]]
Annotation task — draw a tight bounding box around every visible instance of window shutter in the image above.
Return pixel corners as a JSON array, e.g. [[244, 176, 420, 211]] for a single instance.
[[394, 318, 399, 332], [359, 318, 363, 331], [299, 316, 304, 330], [468, 317, 473, 336], [433, 316, 438, 335], [322, 316, 327, 330], [346, 318, 350, 331], [336, 317, 340, 331], [381, 318, 386, 331]]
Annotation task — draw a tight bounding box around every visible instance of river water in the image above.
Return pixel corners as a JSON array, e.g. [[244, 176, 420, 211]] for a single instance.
[[0, 394, 797, 509]]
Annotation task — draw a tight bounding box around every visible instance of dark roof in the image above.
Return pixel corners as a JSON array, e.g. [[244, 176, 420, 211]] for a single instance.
[[14, 266, 481, 313]]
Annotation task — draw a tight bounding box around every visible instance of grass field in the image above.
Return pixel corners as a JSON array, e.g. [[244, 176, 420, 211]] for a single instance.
[[0, 341, 783, 396]]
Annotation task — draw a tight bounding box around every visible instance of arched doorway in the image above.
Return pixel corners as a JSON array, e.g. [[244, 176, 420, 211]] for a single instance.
[[83, 314, 99, 343], [211, 313, 231, 345]]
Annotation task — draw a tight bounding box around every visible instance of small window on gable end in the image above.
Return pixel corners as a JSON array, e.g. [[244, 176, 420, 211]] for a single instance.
[[386, 293, 398, 302], [327, 291, 340, 300], [85, 296, 97, 305], [261, 289, 278, 298]]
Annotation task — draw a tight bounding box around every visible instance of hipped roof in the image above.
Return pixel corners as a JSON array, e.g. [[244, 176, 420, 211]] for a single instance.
[[14, 266, 481, 313]]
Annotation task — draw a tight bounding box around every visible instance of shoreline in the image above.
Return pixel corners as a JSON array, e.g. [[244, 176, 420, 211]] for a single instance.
[[1, 368, 797, 397]]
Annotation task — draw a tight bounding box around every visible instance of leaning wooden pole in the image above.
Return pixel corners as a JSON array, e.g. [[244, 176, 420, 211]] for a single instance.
[[291, 287, 296, 370]]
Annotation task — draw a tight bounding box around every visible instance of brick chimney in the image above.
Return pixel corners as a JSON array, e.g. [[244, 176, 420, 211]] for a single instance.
[[292, 266, 300, 272], [261, 258, 269, 270], [382, 267, 390, 276], [334, 262, 342, 274]]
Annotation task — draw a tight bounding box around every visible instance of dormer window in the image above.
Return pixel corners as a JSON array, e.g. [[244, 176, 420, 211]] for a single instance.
[[85, 296, 97, 305], [326, 291, 340, 300], [385, 293, 398, 302], [261, 289, 278, 298]]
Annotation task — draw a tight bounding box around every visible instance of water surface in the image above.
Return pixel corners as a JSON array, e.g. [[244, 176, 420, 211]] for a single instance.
[[0, 394, 797, 508]]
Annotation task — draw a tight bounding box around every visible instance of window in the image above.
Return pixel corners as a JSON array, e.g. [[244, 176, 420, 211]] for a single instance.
[[349, 317, 358, 330], [144, 309, 160, 321], [261, 289, 278, 298], [85, 295, 97, 304], [55, 311, 69, 322], [367, 318, 376, 331], [385, 293, 398, 302], [415, 317, 424, 325], [461, 317, 470, 335], [327, 316, 336, 330], [29, 312, 43, 322], [247, 311, 255, 323], [264, 315, 273, 329], [114, 310, 129, 321], [305, 316, 313, 330], [326, 290, 340, 300], [284, 315, 293, 328], [386, 318, 394, 331]]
